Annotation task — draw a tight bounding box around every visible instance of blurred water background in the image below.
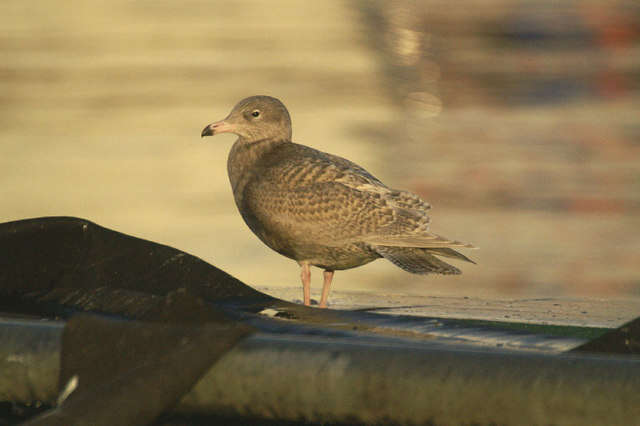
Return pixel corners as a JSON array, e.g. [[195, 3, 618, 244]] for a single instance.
[[2, 0, 639, 300]]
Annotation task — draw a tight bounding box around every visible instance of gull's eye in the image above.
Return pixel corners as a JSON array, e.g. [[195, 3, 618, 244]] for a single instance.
[[251, 110, 260, 117]]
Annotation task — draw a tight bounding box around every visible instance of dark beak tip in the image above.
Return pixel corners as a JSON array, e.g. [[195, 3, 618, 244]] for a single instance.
[[201, 125, 213, 138]]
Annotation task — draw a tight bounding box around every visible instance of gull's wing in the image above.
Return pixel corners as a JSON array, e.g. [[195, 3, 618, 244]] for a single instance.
[[245, 143, 474, 249]]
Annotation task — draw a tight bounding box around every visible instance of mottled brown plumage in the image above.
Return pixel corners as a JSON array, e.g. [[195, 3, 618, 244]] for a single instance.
[[202, 95, 475, 308]]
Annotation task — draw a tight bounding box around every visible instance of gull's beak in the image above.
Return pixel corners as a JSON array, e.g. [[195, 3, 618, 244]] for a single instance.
[[201, 120, 234, 137]]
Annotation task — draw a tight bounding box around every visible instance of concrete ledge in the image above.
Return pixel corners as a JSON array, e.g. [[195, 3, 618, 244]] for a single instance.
[[257, 286, 640, 327]]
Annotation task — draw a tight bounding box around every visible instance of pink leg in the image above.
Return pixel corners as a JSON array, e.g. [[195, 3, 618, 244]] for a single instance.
[[300, 263, 311, 306], [319, 270, 334, 308]]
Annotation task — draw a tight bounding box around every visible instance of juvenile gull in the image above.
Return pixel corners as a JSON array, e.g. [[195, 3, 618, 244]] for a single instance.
[[201, 95, 475, 308]]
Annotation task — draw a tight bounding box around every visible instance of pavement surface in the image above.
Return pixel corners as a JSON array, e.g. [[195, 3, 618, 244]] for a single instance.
[[256, 286, 639, 328]]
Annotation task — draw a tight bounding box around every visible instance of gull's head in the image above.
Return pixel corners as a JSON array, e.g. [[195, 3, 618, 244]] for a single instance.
[[201, 95, 292, 143]]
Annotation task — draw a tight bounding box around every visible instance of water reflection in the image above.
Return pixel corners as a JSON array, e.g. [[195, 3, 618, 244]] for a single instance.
[[1, 0, 638, 299], [360, 0, 640, 297]]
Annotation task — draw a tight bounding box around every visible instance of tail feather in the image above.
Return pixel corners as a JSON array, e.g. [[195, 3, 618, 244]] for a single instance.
[[375, 246, 464, 275], [425, 247, 476, 264]]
